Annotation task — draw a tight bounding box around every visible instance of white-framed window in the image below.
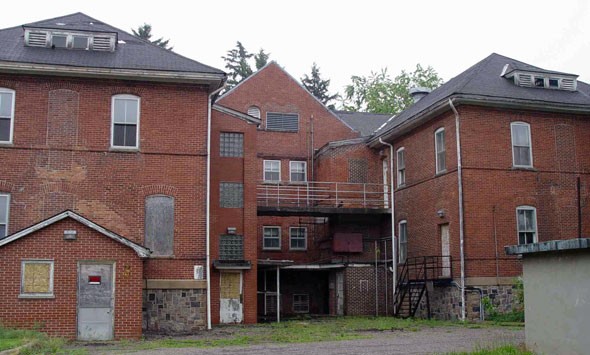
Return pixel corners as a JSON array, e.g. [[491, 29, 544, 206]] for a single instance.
[[435, 128, 446, 173], [511, 122, 533, 167], [0, 88, 15, 143], [263, 226, 281, 250], [247, 106, 261, 119], [398, 220, 408, 263], [290, 161, 307, 182], [289, 227, 307, 250], [263, 160, 281, 182], [20, 260, 54, 298], [396, 147, 405, 187], [293, 294, 310, 313], [0, 193, 9, 237], [516, 206, 537, 245], [111, 94, 140, 149]]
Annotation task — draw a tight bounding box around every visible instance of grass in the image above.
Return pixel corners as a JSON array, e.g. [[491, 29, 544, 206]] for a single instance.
[[0, 325, 86, 355], [446, 344, 533, 354]]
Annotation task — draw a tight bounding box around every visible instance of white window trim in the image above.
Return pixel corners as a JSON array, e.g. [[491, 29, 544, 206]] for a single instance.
[[398, 220, 408, 263], [263, 160, 281, 182], [434, 127, 446, 174], [0, 88, 15, 144], [516, 206, 538, 245], [510, 122, 533, 168], [289, 226, 307, 251], [111, 94, 140, 150], [396, 147, 405, 187], [263, 226, 281, 250], [0, 193, 9, 237], [20, 259, 54, 298], [289, 161, 307, 183], [247, 106, 261, 119]]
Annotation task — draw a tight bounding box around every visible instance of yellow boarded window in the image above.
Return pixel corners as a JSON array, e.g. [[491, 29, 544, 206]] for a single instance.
[[21, 261, 53, 295]]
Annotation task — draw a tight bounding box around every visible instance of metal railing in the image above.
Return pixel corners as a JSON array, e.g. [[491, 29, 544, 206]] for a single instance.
[[257, 181, 389, 209]]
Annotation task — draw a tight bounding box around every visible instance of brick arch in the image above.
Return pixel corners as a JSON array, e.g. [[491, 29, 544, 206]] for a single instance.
[[0, 180, 17, 193], [138, 185, 178, 199], [0, 81, 17, 90], [44, 81, 82, 91], [111, 87, 146, 97], [40, 181, 77, 195]]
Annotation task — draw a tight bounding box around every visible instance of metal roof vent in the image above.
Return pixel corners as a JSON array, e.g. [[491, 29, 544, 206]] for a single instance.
[[409, 87, 431, 103]]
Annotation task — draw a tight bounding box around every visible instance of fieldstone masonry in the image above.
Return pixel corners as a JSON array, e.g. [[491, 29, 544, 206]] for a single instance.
[[143, 289, 206, 333]]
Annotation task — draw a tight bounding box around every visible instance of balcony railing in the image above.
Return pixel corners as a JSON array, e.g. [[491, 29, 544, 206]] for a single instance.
[[257, 181, 389, 209]]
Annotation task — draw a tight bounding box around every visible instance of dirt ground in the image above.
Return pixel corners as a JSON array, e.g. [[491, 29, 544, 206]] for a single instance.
[[80, 326, 524, 355]]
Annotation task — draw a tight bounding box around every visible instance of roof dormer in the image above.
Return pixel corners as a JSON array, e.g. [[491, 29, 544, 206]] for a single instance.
[[501, 63, 578, 91], [23, 27, 117, 52]]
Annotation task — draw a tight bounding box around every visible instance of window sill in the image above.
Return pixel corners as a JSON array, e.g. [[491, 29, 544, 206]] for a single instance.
[[262, 180, 281, 185], [109, 146, 140, 153], [0, 141, 14, 147], [288, 181, 308, 186], [435, 169, 447, 176], [511, 166, 536, 172], [289, 248, 307, 252], [19, 294, 55, 299], [262, 248, 281, 251], [148, 255, 175, 259]]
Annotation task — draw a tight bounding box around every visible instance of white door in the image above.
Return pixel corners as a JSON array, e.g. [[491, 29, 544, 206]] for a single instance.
[[440, 224, 451, 278], [78, 263, 114, 341], [220, 271, 243, 323]]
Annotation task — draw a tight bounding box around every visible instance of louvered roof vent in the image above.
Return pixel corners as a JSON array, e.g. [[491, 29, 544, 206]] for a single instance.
[[501, 63, 578, 91], [23, 27, 117, 52]]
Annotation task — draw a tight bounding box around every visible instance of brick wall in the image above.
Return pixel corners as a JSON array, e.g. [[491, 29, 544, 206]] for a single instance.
[[0, 74, 209, 281], [210, 110, 259, 324], [0, 218, 143, 339]]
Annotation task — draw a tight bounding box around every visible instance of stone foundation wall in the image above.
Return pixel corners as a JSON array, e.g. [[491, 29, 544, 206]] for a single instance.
[[143, 289, 206, 334], [424, 284, 519, 321]]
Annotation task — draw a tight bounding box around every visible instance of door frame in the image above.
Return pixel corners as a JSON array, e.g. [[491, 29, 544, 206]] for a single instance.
[[77, 261, 116, 340]]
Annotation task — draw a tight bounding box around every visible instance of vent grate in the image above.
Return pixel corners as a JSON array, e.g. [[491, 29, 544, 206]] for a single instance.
[[561, 78, 576, 91], [26, 31, 48, 47], [92, 36, 114, 51], [517, 74, 533, 87]]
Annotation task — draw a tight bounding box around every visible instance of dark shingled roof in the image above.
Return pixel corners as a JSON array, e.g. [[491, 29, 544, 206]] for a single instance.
[[373, 53, 590, 141], [0, 12, 224, 75], [333, 110, 393, 136]]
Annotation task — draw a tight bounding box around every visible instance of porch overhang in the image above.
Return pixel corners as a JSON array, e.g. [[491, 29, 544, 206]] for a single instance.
[[213, 260, 252, 270]]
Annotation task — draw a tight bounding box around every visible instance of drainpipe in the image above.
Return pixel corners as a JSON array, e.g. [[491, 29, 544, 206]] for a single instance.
[[448, 99, 466, 321], [206, 84, 225, 330], [378, 138, 396, 314]]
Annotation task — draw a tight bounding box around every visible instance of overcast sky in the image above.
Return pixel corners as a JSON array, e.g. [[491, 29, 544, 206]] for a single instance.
[[2, 1, 589, 103]]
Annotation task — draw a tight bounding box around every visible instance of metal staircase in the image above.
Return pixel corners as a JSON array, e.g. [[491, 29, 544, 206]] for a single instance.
[[393, 256, 452, 318]]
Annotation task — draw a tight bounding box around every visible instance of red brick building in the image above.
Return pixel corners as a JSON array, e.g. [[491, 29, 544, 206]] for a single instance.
[[0, 13, 225, 338], [369, 53, 590, 320]]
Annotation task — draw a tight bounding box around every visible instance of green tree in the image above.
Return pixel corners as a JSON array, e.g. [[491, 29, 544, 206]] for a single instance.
[[301, 62, 338, 108], [132, 23, 172, 50], [342, 64, 443, 114], [222, 42, 270, 90]]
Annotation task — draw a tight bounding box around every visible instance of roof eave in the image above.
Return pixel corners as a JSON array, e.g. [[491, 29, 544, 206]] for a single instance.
[[0, 61, 226, 91], [369, 94, 590, 147]]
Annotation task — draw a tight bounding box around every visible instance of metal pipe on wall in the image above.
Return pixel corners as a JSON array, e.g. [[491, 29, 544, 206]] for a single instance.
[[379, 138, 396, 314]]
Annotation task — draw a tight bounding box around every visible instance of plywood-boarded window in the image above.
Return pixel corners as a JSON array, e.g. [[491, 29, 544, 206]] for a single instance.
[[145, 195, 174, 256], [21, 260, 54, 297]]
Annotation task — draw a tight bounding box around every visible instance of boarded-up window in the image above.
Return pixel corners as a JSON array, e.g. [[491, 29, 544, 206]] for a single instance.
[[266, 112, 299, 132], [145, 195, 174, 256], [219, 234, 244, 260], [220, 183, 244, 208], [220, 132, 244, 157], [348, 159, 368, 183], [21, 260, 53, 296]]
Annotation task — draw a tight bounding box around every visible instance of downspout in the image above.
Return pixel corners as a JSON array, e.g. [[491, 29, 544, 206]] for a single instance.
[[448, 99, 466, 321], [378, 138, 396, 314], [206, 84, 225, 330]]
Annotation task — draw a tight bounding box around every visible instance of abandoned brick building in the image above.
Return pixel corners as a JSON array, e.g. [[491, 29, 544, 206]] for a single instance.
[[1, 12, 589, 340]]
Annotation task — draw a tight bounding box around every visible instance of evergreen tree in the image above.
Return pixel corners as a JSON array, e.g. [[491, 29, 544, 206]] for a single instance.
[[301, 63, 338, 108], [254, 49, 270, 70], [132, 23, 172, 50], [222, 42, 271, 91]]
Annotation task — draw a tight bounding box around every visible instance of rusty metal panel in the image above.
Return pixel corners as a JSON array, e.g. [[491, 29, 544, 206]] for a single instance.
[[145, 195, 174, 256], [78, 263, 114, 341], [220, 272, 243, 323]]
